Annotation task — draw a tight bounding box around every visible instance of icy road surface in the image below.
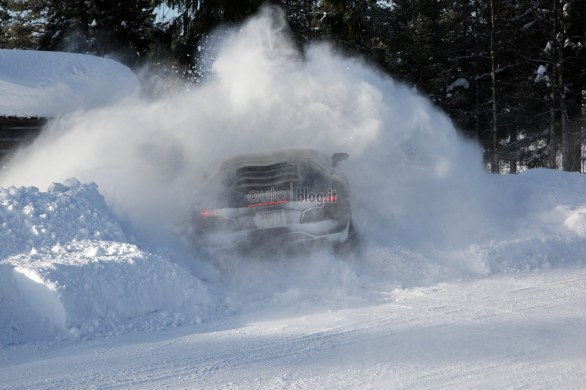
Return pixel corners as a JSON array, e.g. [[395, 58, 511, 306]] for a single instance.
[[1, 267, 585, 389]]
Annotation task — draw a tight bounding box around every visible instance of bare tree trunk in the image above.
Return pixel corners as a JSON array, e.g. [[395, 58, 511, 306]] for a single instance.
[[489, 0, 498, 173], [583, 76, 586, 173], [510, 127, 518, 174], [306, 0, 313, 39], [549, 106, 558, 169], [583, 21, 586, 173], [582, 115, 586, 173], [546, 0, 560, 169], [556, 0, 567, 171], [554, 0, 580, 171], [285, 0, 313, 40], [559, 68, 573, 171], [473, 0, 481, 142]]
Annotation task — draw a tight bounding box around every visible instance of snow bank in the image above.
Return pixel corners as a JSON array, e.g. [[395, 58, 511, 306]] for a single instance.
[[0, 49, 139, 117], [0, 181, 213, 347], [0, 178, 125, 259], [458, 169, 586, 274]]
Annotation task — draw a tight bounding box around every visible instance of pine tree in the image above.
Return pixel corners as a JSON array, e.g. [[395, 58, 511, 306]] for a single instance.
[[388, 1, 455, 99], [161, 0, 270, 67], [526, 0, 585, 171], [284, 0, 313, 42], [85, 0, 155, 66], [387, 0, 481, 138], [0, 0, 47, 49], [35, 0, 155, 67], [0, 0, 8, 36]]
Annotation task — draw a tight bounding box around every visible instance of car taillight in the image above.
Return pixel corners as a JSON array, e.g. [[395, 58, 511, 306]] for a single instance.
[[200, 210, 215, 217], [194, 210, 238, 232]]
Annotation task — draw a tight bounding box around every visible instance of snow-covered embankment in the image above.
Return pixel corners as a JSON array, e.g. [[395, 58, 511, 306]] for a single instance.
[[0, 179, 212, 347]]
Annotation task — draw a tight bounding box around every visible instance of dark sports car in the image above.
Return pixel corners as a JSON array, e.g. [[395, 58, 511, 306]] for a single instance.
[[191, 149, 356, 252]]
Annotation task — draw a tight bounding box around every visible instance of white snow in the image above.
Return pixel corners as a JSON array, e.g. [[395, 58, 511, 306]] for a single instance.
[[1, 266, 585, 389], [0, 49, 139, 117], [376, 0, 393, 9], [535, 64, 548, 83], [1, 8, 585, 389], [446, 77, 469, 93], [0, 181, 215, 346]]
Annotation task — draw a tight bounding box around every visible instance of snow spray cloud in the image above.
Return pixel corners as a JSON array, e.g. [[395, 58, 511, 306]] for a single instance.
[[0, 6, 490, 257]]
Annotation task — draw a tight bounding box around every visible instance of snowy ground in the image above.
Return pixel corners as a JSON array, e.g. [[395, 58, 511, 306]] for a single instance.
[[2, 267, 585, 389], [1, 8, 586, 389]]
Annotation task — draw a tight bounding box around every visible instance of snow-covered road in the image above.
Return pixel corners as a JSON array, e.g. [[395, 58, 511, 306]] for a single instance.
[[2, 267, 584, 389]]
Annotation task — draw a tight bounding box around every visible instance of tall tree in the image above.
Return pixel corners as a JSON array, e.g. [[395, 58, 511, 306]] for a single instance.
[[0, 1, 157, 67], [0, 0, 47, 49], [284, 0, 313, 42], [38, 0, 155, 67], [530, 0, 585, 171], [387, 0, 481, 134], [161, 0, 270, 66], [388, 0, 448, 98], [0, 0, 8, 37]]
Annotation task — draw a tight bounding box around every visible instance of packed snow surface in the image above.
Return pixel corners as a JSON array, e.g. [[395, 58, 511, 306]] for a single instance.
[[2, 267, 585, 389], [0, 49, 139, 117], [1, 7, 585, 389]]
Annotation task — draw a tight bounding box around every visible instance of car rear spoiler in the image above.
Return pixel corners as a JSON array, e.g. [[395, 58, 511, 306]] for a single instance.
[[332, 153, 349, 166]]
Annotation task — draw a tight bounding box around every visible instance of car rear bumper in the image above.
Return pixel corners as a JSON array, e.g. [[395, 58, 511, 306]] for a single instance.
[[192, 200, 351, 251], [200, 219, 350, 250]]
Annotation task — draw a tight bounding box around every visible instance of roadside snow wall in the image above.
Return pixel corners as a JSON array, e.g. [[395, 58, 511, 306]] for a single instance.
[[0, 180, 213, 347]]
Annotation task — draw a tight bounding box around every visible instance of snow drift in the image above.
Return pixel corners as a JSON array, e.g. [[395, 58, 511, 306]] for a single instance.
[[0, 181, 213, 347], [1, 7, 586, 347]]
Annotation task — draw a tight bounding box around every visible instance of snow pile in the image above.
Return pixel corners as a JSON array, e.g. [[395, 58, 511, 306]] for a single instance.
[[0, 181, 213, 347], [360, 168, 586, 282], [0, 49, 139, 117], [460, 169, 586, 274], [0, 178, 125, 259]]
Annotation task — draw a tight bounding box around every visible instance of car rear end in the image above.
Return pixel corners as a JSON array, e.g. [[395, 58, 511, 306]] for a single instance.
[[192, 154, 351, 251]]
